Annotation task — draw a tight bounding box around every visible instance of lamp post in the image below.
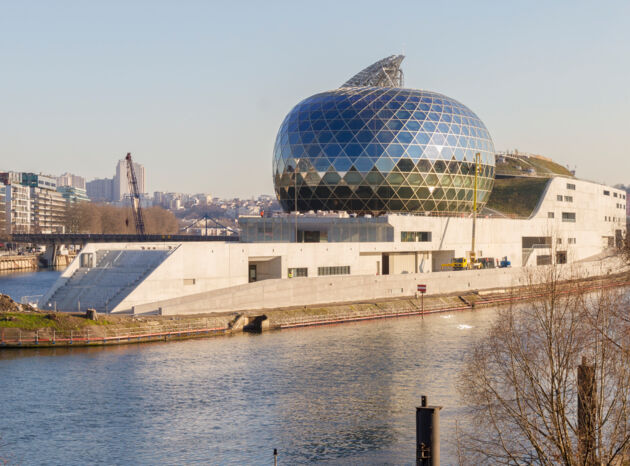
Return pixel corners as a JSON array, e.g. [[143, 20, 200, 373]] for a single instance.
[[294, 164, 299, 243], [470, 152, 481, 268]]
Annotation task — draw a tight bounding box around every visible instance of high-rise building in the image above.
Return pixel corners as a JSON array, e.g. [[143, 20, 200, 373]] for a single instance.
[[57, 186, 89, 203], [31, 186, 66, 233], [86, 178, 114, 202], [0, 185, 6, 238], [5, 183, 31, 234], [57, 173, 86, 190], [113, 158, 145, 202]]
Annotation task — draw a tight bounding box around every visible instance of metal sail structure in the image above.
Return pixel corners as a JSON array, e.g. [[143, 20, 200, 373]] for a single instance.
[[341, 55, 405, 88], [125, 153, 146, 236]]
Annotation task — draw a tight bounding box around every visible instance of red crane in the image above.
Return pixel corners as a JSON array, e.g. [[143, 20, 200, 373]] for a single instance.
[[125, 153, 146, 236]]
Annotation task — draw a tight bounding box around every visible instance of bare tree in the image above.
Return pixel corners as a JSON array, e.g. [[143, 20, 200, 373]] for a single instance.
[[63, 202, 179, 234], [458, 266, 630, 465]]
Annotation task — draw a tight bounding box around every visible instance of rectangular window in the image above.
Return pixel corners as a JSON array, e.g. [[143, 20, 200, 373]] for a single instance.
[[548, 212, 554, 218], [566, 183, 576, 190], [614, 192, 618, 197], [556, 238, 562, 244], [564, 196, 573, 202], [562, 212, 576, 223], [568, 238, 576, 244], [557, 195, 563, 201], [183, 278, 196, 285], [317, 266, 350, 276], [604, 190, 610, 196], [401, 231, 432, 242], [288, 267, 308, 278]]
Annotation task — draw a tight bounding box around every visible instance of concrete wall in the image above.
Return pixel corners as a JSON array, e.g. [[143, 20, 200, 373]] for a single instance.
[[132, 258, 624, 316]]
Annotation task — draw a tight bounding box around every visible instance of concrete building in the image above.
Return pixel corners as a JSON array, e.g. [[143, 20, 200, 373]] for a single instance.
[[57, 173, 86, 190], [113, 158, 145, 202], [57, 186, 89, 203], [5, 183, 31, 234], [30, 186, 66, 233], [86, 178, 113, 202], [40, 176, 626, 314], [0, 185, 6, 237]]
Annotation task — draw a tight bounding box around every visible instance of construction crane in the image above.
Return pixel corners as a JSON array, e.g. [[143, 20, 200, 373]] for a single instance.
[[125, 153, 146, 236]]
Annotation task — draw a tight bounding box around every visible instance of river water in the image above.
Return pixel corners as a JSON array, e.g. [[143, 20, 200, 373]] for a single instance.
[[0, 272, 495, 465]]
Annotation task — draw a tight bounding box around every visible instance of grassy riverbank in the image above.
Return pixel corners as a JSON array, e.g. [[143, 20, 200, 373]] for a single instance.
[[1, 271, 629, 348]]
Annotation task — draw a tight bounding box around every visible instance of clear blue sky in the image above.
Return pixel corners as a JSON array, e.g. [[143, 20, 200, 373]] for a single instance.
[[1, 0, 629, 197]]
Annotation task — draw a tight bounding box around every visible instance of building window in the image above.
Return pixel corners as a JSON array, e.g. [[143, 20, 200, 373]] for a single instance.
[[564, 196, 573, 202], [557, 195, 563, 201], [614, 192, 618, 198], [562, 212, 576, 223], [556, 238, 562, 245], [566, 183, 576, 190], [317, 266, 350, 276], [568, 238, 576, 244], [604, 190, 610, 196], [401, 231, 432, 242], [288, 267, 308, 278], [548, 212, 555, 219]]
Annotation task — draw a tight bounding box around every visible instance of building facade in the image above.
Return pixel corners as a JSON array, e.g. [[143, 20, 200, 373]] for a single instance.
[[57, 173, 86, 190], [5, 183, 31, 234], [113, 158, 145, 202], [86, 178, 113, 202]]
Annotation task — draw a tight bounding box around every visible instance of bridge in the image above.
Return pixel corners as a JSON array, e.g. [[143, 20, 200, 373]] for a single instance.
[[9, 233, 240, 245]]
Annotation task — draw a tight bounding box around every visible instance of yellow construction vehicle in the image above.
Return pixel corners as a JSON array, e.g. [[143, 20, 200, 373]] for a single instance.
[[441, 257, 468, 270], [441, 257, 483, 270]]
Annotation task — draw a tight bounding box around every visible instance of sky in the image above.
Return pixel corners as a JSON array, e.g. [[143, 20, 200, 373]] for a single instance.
[[1, 0, 629, 197]]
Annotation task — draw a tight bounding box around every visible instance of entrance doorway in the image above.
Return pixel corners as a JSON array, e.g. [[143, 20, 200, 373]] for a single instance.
[[382, 253, 389, 275], [249, 264, 257, 283]]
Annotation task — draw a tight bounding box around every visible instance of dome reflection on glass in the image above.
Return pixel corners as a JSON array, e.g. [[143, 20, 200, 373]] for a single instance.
[[273, 86, 495, 215]]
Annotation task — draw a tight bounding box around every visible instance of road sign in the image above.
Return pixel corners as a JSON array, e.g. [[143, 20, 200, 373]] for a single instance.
[[417, 284, 427, 293]]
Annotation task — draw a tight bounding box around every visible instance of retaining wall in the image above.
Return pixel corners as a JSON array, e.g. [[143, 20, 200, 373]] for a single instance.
[[132, 259, 623, 316]]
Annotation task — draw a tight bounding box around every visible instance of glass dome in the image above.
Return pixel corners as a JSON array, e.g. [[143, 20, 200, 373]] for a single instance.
[[273, 86, 495, 215]]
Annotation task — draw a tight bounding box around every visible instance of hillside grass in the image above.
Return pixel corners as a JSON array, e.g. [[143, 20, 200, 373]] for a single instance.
[[486, 177, 549, 217]]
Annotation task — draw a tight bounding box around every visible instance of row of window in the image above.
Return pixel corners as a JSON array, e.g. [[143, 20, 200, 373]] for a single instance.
[[548, 211, 576, 222], [556, 195, 573, 202], [288, 267, 308, 278], [557, 238, 576, 245], [604, 190, 626, 199], [318, 266, 351, 276], [401, 231, 432, 242], [616, 203, 626, 210], [566, 183, 576, 190], [287, 266, 352, 278], [605, 216, 622, 222]]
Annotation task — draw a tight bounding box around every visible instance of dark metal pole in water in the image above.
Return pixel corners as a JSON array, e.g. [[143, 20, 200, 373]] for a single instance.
[[273, 448, 278, 466], [416, 395, 442, 466]]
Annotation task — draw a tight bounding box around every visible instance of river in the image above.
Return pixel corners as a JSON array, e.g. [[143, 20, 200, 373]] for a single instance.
[[0, 271, 495, 465]]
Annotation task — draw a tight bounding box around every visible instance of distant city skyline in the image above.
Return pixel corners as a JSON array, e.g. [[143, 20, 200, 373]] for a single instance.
[[1, 1, 629, 197]]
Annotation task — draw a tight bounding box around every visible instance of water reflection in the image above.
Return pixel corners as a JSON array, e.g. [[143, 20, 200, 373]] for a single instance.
[[0, 309, 496, 464]]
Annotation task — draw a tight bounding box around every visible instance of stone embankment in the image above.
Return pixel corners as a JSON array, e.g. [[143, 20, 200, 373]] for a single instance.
[[1, 272, 629, 348], [0, 253, 75, 272]]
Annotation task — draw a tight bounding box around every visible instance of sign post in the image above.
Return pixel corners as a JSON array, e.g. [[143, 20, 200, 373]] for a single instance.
[[417, 284, 427, 318]]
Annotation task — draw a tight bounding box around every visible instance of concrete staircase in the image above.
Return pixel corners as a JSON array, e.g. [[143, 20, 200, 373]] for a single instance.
[[47, 249, 172, 312]]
